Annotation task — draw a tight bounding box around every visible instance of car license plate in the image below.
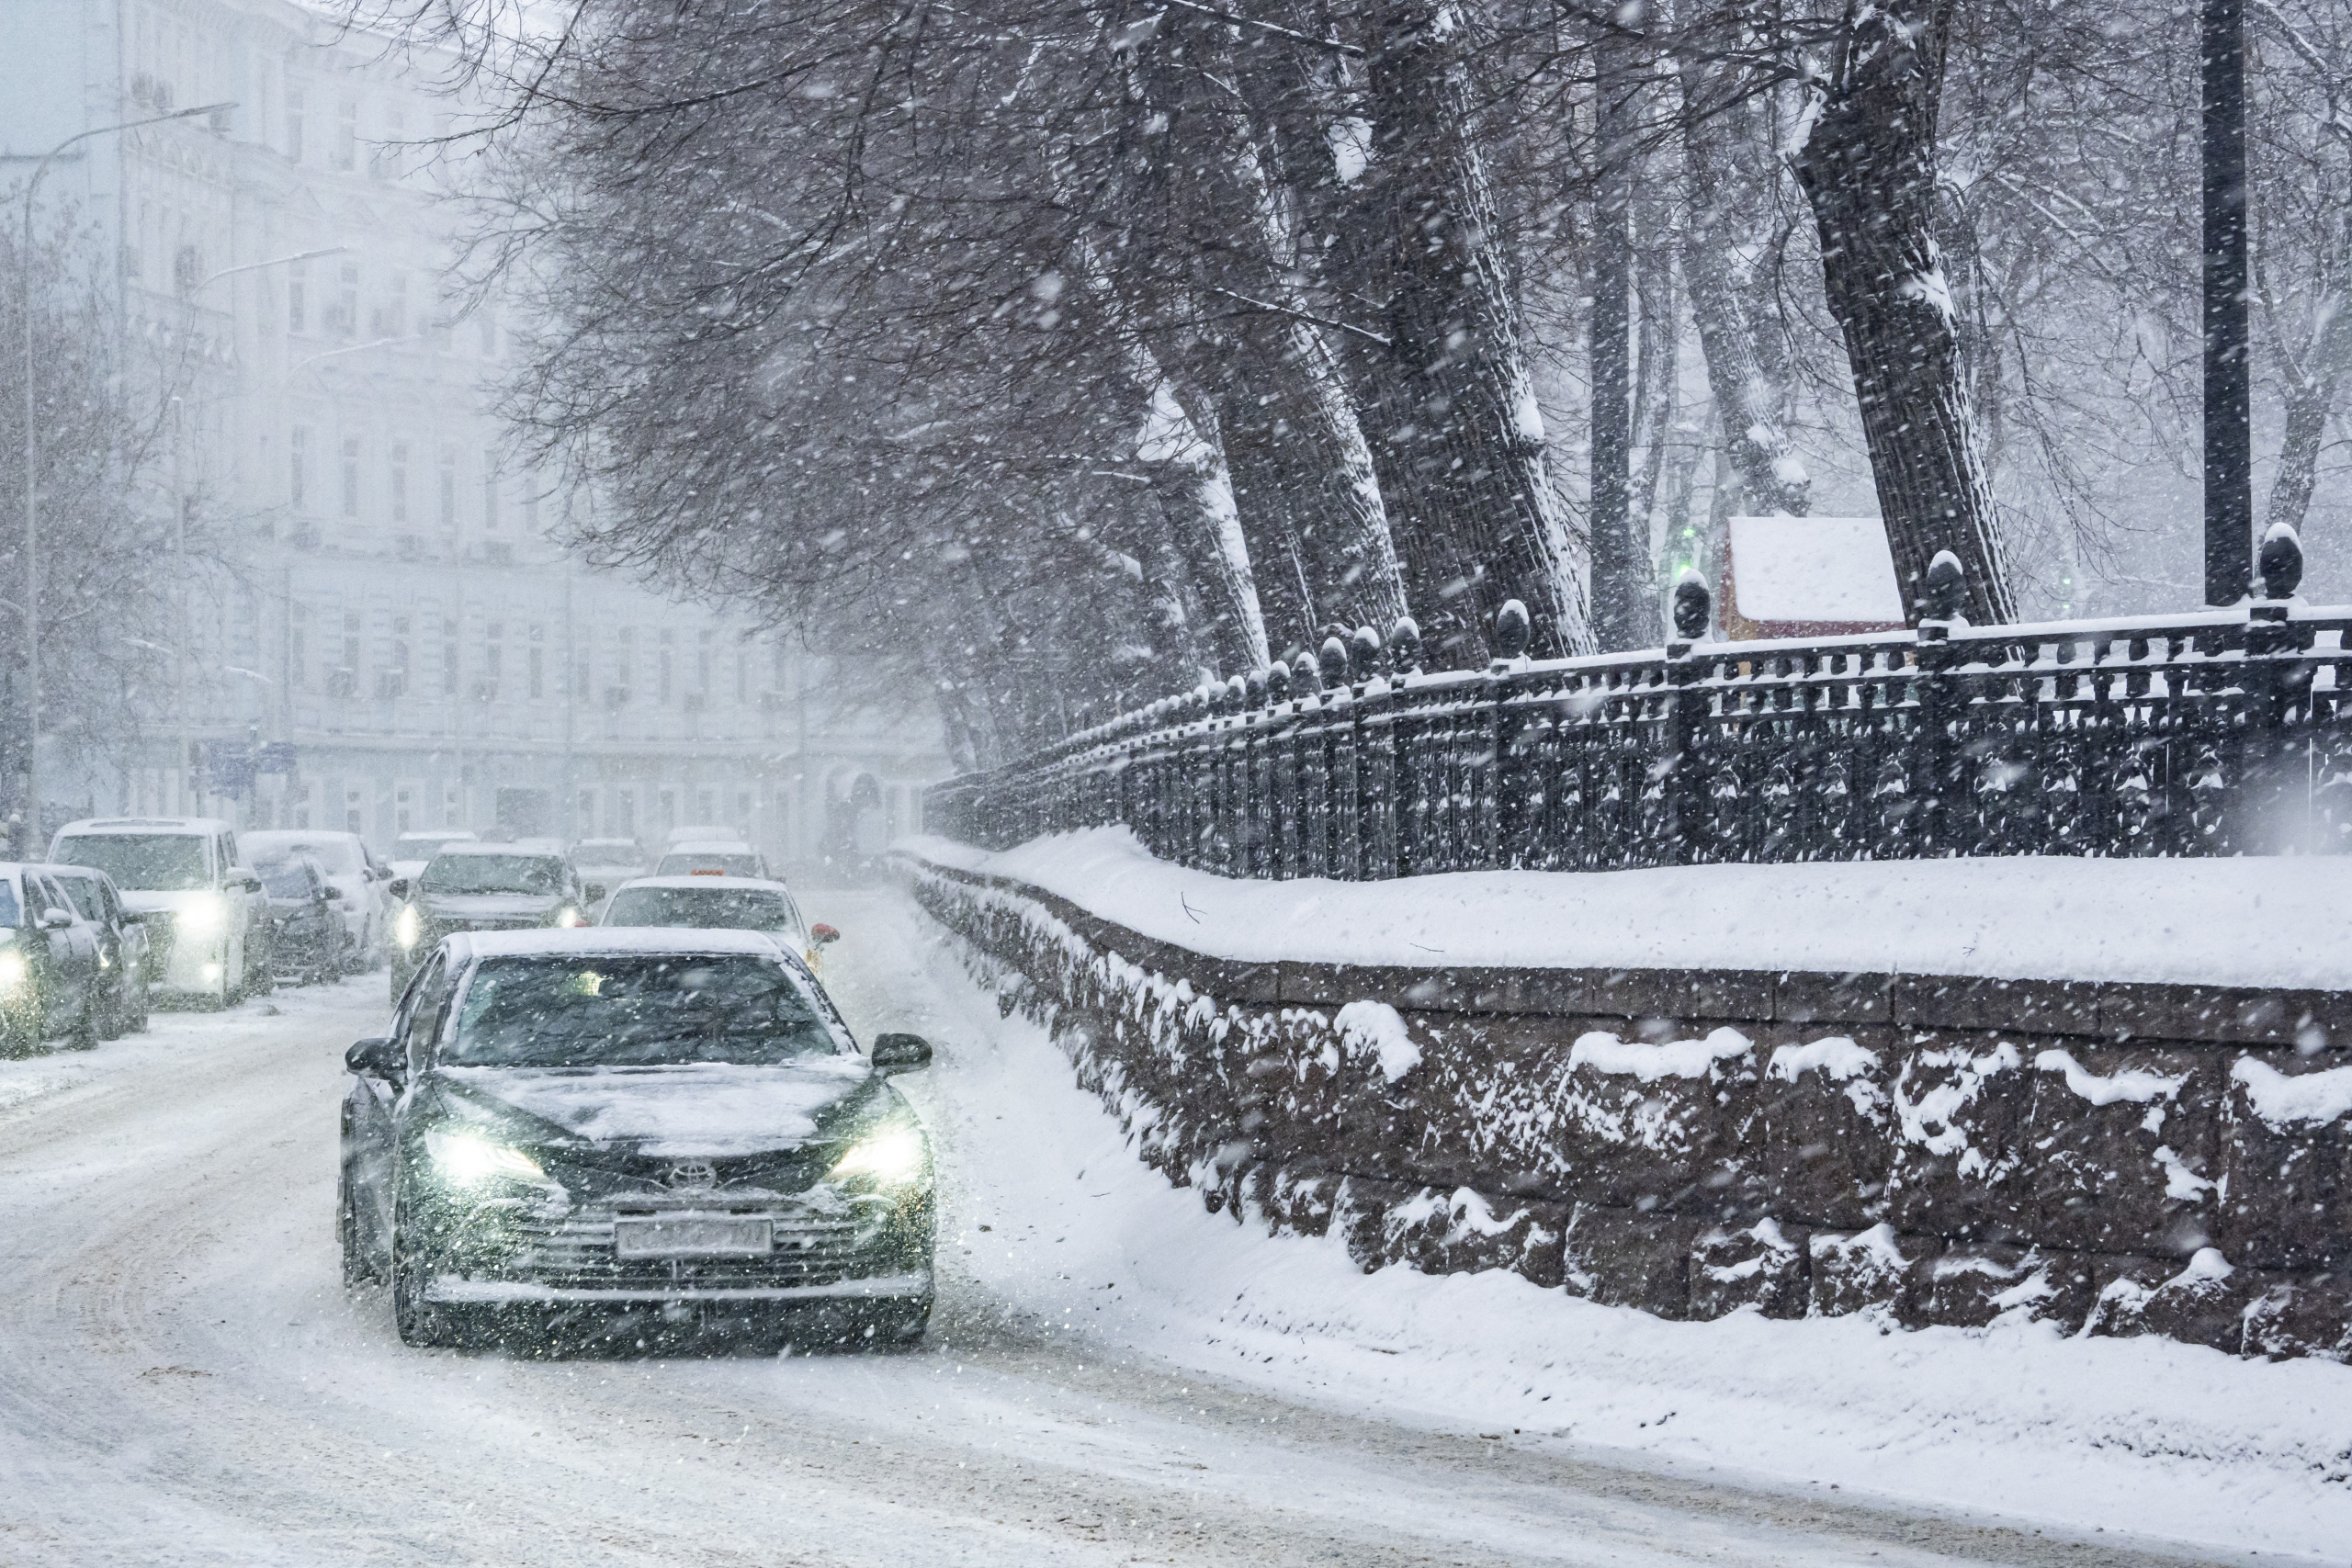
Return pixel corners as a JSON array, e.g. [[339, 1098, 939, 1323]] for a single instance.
[[613, 1215, 772, 1258]]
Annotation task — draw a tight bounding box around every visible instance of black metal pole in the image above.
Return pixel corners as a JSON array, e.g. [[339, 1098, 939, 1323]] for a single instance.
[[2201, 0, 2252, 605]]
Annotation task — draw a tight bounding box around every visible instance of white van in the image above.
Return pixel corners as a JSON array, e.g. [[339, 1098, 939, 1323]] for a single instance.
[[48, 817, 269, 1008]]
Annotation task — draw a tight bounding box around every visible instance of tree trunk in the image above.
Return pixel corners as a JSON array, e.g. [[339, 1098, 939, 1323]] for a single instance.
[[1678, 60, 1811, 519], [1589, 28, 1641, 650], [1117, 17, 1408, 662], [2264, 252, 2352, 535], [1792, 0, 2014, 624], [1148, 380, 1274, 673], [1363, 0, 1593, 663]]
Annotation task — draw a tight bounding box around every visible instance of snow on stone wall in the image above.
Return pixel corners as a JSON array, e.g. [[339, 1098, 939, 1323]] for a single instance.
[[896, 850, 2352, 1364]]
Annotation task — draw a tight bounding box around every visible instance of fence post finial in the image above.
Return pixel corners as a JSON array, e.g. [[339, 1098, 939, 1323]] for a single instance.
[[1921, 550, 1966, 624], [1293, 649, 1322, 694], [2259, 522, 2303, 601], [1267, 659, 1292, 704], [1493, 598, 1532, 662], [1670, 568, 1711, 643], [1349, 625, 1381, 684], [1318, 636, 1351, 691], [1388, 615, 1422, 676]]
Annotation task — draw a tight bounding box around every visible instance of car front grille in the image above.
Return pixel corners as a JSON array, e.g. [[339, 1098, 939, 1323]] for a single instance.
[[506, 1206, 888, 1291]]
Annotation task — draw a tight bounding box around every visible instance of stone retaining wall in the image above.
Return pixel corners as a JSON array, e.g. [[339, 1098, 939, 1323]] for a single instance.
[[897, 850, 2352, 1361]]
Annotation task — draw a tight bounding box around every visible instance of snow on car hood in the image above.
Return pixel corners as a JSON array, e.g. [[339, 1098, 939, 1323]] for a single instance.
[[116, 888, 222, 916], [437, 1058, 876, 1156]]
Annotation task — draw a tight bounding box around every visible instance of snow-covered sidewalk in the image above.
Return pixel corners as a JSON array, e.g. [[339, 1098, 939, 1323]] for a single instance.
[[883, 884, 2352, 1562], [905, 828, 2352, 990]]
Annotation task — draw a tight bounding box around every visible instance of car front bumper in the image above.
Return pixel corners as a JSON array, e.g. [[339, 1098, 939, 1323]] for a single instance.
[[424, 1269, 933, 1305]]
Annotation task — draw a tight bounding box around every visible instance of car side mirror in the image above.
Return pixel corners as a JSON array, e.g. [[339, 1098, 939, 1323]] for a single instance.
[[388, 877, 411, 900], [345, 1035, 401, 1078], [324, 884, 346, 900], [40, 907, 73, 930], [869, 1032, 932, 1073], [810, 922, 841, 946]]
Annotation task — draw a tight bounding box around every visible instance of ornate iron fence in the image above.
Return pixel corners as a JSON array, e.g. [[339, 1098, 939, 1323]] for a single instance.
[[927, 537, 2352, 874]]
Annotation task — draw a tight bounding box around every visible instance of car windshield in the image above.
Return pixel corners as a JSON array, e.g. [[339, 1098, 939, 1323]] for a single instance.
[[574, 844, 641, 869], [52, 834, 209, 892], [654, 852, 761, 877], [255, 858, 316, 898], [605, 887, 797, 933], [447, 953, 845, 1067], [0, 882, 18, 928], [420, 854, 565, 897], [396, 835, 469, 859], [253, 837, 360, 874], [50, 876, 100, 919]]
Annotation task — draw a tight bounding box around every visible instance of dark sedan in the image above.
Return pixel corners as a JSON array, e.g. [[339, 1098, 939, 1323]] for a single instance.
[[255, 853, 347, 986], [42, 863, 152, 1038], [339, 929, 934, 1350], [388, 847, 586, 1000], [0, 863, 105, 1053]]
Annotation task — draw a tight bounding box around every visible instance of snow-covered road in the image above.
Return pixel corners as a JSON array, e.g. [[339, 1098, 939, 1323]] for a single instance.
[[0, 890, 2313, 1566]]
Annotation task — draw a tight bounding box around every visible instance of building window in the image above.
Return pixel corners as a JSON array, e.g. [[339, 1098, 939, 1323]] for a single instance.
[[485, 624, 503, 680], [373, 273, 407, 338], [438, 446, 458, 530], [577, 790, 595, 832], [343, 611, 362, 681], [389, 443, 409, 523], [286, 89, 304, 164], [443, 638, 459, 695], [289, 427, 309, 511], [481, 451, 500, 530], [335, 262, 357, 337], [528, 646, 544, 699], [290, 605, 309, 687], [616, 789, 636, 836], [659, 649, 673, 704], [341, 437, 361, 517], [287, 260, 306, 333], [334, 100, 357, 171], [697, 630, 713, 694]]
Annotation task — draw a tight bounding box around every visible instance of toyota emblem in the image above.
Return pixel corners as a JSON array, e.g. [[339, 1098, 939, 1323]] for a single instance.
[[663, 1159, 718, 1190]]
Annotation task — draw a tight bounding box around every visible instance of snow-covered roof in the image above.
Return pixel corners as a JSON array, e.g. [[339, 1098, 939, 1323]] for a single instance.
[[55, 817, 234, 837], [612, 874, 796, 894], [664, 840, 757, 855], [448, 928, 790, 961], [1726, 515, 1904, 625], [433, 842, 567, 859]]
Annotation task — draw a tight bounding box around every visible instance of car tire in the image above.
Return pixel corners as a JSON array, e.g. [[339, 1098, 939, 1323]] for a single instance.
[[95, 982, 124, 1042], [391, 1233, 451, 1348], [128, 973, 151, 1032], [339, 1167, 386, 1288], [67, 993, 99, 1052]]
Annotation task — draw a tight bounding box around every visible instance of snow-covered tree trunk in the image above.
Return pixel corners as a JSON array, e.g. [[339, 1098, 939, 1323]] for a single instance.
[[1678, 59, 1811, 519], [1792, 0, 2016, 624], [1119, 17, 1408, 661], [1137, 380, 1272, 674], [1363, 0, 1594, 662]]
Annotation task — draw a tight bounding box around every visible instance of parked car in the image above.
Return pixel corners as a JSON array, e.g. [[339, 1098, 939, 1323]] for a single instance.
[[0, 863, 107, 1052], [47, 818, 268, 1009], [650, 840, 771, 879], [243, 829, 390, 973], [338, 929, 935, 1348], [388, 844, 587, 999], [570, 837, 648, 915], [599, 874, 837, 973], [255, 853, 347, 986], [662, 825, 739, 849], [40, 863, 152, 1038], [388, 829, 479, 883]]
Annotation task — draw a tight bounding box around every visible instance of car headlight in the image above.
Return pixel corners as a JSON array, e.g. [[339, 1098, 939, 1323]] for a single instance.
[[393, 905, 422, 948], [424, 1128, 546, 1187], [176, 895, 227, 939], [828, 1123, 927, 1188], [555, 906, 584, 928], [0, 949, 27, 991]]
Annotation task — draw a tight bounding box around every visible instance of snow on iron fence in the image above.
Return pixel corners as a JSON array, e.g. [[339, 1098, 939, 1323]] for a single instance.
[[928, 534, 2352, 872]]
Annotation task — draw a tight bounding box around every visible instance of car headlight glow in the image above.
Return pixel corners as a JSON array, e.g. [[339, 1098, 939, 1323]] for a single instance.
[[0, 950, 27, 991], [555, 906, 584, 928], [393, 905, 422, 948], [176, 895, 227, 939], [424, 1128, 546, 1187], [828, 1124, 927, 1188]]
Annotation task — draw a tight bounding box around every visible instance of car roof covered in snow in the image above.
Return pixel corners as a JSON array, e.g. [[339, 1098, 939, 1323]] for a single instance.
[[54, 816, 234, 838], [610, 874, 796, 896], [429, 842, 568, 859], [662, 840, 756, 855], [442, 927, 791, 963]]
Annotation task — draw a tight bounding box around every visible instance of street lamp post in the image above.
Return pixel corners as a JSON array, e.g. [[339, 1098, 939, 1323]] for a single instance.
[[18, 100, 234, 853]]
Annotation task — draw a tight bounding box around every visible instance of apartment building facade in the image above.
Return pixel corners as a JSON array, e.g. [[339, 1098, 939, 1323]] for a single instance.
[[6, 0, 945, 863]]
